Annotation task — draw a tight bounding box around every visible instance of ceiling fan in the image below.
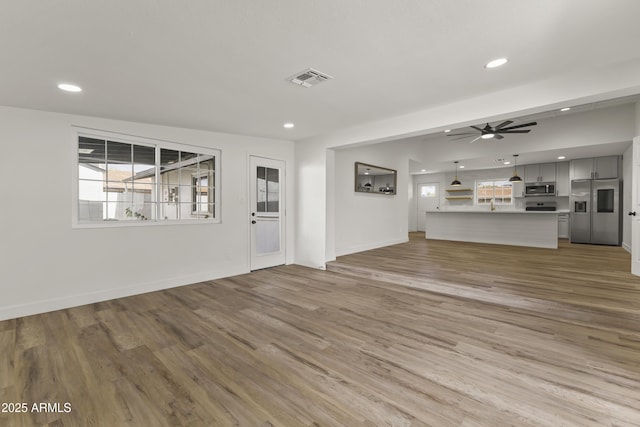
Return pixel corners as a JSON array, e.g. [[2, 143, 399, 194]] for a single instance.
[[448, 120, 537, 143]]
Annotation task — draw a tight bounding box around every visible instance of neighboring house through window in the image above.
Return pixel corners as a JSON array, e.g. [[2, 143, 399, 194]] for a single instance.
[[476, 179, 513, 205], [75, 130, 220, 226]]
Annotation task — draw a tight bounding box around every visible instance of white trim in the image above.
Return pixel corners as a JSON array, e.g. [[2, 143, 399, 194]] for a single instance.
[[623, 241, 631, 253], [72, 127, 222, 227], [0, 266, 247, 322]]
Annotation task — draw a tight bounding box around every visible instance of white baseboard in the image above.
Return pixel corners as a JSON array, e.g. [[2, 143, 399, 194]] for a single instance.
[[0, 267, 247, 322], [622, 241, 631, 253], [336, 237, 409, 257]]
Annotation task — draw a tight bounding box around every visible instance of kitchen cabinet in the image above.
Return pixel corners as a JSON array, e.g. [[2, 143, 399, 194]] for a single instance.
[[570, 156, 619, 180], [556, 162, 570, 196], [512, 180, 524, 198], [558, 213, 569, 239], [524, 163, 556, 183], [594, 156, 619, 179]]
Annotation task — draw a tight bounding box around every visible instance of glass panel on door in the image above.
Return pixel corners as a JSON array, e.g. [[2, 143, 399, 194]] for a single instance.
[[255, 166, 280, 255]]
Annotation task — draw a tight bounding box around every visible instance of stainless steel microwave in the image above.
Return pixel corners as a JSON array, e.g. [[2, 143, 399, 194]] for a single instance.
[[525, 182, 556, 197]]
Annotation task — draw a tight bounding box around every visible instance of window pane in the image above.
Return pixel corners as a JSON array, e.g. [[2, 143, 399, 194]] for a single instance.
[[192, 174, 211, 213], [266, 167, 279, 213], [476, 179, 512, 205], [179, 152, 199, 178], [257, 166, 266, 212], [78, 200, 105, 222], [421, 185, 436, 197], [161, 185, 180, 203], [160, 168, 181, 186], [106, 141, 133, 183], [132, 145, 155, 210], [79, 179, 106, 202], [159, 202, 180, 220], [179, 203, 198, 219], [199, 157, 215, 173], [79, 137, 106, 181], [105, 202, 137, 221], [161, 149, 180, 169]]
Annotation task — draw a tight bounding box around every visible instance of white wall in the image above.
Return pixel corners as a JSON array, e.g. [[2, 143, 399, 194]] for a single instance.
[[295, 60, 640, 269], [623, 143, 632, 252], [637, 101, 640, 135], [294, 143, 327, 269], [333, 145, 409, 257], [0, 106, 294, 321]]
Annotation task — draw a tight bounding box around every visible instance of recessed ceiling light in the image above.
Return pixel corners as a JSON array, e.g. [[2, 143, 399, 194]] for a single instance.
[[560, 107, 571, 112], [485, 58, 508, 69], [481, 133, 495, 139], [503, 161, 511, 165], [459, 165, 465, 169], [58, 83, 82, 92], [558, 156, 566, 160], [283, 123, 294, 129], [444, 129, 451, 133], [420, 169, 427, 172]]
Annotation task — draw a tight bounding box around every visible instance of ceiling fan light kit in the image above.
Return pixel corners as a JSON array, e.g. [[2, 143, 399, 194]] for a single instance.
[[448, 120, 537, 143]]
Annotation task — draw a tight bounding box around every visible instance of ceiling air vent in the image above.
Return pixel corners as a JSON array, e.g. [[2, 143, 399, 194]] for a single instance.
[[288, 68, 333, 88]]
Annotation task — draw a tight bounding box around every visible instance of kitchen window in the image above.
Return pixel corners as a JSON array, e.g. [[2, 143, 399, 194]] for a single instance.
[[75, 130, 220, 226], [476, 179, 513, 205]]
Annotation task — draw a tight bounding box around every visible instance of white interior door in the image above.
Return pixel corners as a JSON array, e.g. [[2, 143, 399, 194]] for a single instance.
[[250, 156, 286, 270], [417, 183, 439, 231], [631, 137, 640, 276]]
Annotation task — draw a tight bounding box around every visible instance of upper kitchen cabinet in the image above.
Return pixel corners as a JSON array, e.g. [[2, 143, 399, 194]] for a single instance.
[[594, 156, 619, 179], [570, 156, 619, 180], [571, 158, 593, 180], [524, 163, 556, 183], [556, 162, 570, 196]]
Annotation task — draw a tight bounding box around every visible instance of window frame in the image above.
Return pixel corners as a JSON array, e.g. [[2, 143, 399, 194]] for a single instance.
[[72, 128, 221, 228], [475, 178, 514, 206]]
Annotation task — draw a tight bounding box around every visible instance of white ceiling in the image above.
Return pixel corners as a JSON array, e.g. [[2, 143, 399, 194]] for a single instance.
[[2, 1, 640, 143], [404, 97, 639, 174]]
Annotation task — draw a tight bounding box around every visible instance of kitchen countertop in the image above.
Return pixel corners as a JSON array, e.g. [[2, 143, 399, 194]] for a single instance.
[[426, 210, 569, 214]]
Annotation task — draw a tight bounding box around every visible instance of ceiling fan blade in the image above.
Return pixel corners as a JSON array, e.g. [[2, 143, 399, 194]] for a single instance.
[[447, 132, 476, 137], [470, 125, 485, 132], [494, 120, 514, 130], [469, 136, 482, 143], [494, 134, 504, 140], [499, 121, 537, 131], [497, 129, 531, 134], [450, 135, 475, 141]]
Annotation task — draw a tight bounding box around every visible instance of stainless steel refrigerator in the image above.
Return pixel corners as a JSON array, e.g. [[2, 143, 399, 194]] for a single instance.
[[570, 179, 622, 245]]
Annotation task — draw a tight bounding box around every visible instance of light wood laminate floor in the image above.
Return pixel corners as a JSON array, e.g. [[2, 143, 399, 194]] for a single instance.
[[1, 233, 640, 426]]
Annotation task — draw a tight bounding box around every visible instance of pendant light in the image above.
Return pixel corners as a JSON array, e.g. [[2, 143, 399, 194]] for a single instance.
[[509, 154, 523, 183], [450, 161, 462, 186]]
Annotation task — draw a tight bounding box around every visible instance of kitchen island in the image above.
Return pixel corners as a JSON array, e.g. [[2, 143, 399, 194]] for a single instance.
[[425, 210, 563, 249]]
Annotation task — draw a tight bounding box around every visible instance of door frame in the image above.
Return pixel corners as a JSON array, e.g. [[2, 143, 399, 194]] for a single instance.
[[631, 137, 640, 276], [416, 182, 440, 232], [248, 155, 286, 271]]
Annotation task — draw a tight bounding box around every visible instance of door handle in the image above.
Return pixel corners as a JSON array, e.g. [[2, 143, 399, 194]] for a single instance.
[[629, 212, 637, 216], [251, 220, 257, 224]]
